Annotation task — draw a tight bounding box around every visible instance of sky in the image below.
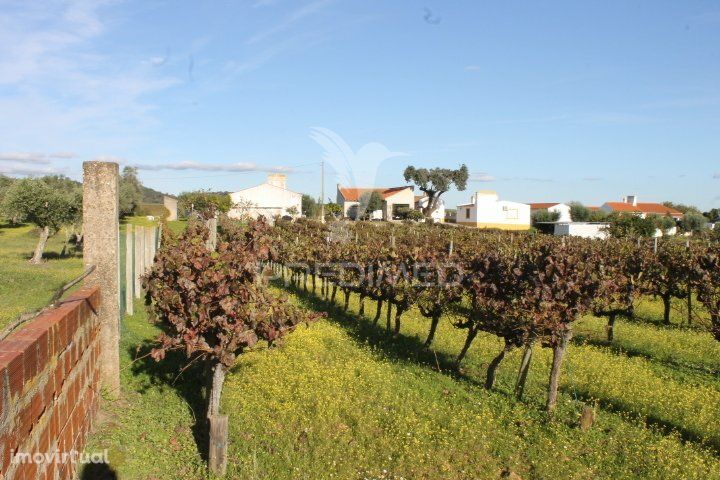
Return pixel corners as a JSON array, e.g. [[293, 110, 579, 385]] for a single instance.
[[1, 0, 719, 210]]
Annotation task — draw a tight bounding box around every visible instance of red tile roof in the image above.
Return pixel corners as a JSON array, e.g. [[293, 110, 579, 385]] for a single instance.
[[603, 202, 683, 217], [528, 202, 562, 210], [338, 186, 412, 201]]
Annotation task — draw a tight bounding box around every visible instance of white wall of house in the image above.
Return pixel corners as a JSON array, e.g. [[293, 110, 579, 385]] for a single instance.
[[228, 175, 302, 221], [554, 222, 609, 239], [416, 196, 445, 222], [384, 188, 415, 220], [456, 191, 530, 230], [548, 204, 571, 222]]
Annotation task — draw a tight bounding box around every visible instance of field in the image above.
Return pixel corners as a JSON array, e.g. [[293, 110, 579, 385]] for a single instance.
[[0, 223, 83, 330], [4, 221, 720, 479], [82, 277, 720, 479]]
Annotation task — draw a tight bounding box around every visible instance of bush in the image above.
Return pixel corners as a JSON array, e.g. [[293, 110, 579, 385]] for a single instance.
[[136, 203, 170, 220]]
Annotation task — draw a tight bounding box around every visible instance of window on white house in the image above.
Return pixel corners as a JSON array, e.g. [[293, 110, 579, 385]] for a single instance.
[[465, 208, 470, 219]]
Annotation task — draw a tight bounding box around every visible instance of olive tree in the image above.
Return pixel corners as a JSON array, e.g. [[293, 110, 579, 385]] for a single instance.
[[1, 178, 81, 264], [403, 164, 468, 220]]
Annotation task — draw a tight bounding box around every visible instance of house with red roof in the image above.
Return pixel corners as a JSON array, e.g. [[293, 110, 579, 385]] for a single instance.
[[336, 185, 415, 220], [600, 195, 683, 220], [526, 202, 571, 222]]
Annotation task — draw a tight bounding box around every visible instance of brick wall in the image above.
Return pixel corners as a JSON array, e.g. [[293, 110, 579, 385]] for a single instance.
[[0, 287, 102, 480]]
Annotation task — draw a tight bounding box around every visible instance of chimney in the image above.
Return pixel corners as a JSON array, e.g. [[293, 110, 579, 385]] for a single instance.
[[624, 194, 638, 206], [267, 174, 286, 189]]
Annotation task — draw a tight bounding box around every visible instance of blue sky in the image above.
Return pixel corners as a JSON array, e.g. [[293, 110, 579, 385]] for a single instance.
[[1, 0, 719, 209]]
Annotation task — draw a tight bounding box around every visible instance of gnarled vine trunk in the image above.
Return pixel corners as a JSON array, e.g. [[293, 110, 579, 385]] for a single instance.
[[606, 313, 617, 342], [514, 340, 534, 400], [547, 328, 572, 416], [374, 299, 383, 325], [485, 343, 511, 389], [424, 313, 441, 347], [455, 325, 478, 369], [662, 293, 672, 325]]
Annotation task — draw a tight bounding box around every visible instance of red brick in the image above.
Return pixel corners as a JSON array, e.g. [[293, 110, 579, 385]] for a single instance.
[[16, 402, 33, 438], [30, 391, 44, 423], [1, 338, 37, 383]]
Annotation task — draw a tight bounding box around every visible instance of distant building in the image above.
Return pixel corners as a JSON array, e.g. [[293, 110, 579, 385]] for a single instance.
[[600, 195, 683, 220], [554, 222, 609, 239], [415, 195, 445, 223], [228, 174, 302, 221], [163, 195, 178, 221], [456, 191, 531, 230], [336, 185, 415, 220], [527, 202, 571, 222]]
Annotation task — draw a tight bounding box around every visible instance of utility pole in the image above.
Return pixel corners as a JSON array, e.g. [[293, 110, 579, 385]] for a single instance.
[[320, 159, 325, 223]]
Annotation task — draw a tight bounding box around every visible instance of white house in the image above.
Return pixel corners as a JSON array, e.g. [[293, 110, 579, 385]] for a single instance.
[[554, 222, 609, 239], [228, 174, 302, 221], [336, 186, 415, 220], [600, 195, 683, 220], [528, 202, 571, 222], [456, 191, 531, 230], [415, 195, 445, 223]]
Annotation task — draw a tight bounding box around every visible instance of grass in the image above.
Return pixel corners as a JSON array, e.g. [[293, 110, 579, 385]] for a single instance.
[[83, 276, 720, 479], [0, 223, 83, 330]]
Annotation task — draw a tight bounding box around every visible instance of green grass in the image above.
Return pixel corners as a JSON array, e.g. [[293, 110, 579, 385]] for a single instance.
[[84, 279, 720, 479], [0, 224, 83, 330]]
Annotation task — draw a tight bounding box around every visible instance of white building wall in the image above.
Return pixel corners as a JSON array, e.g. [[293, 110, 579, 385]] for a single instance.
[[548, 204, 571, 222], [228, 182, 302, 220], [554, 222, 609, 239], [456, 191, 531, 230]]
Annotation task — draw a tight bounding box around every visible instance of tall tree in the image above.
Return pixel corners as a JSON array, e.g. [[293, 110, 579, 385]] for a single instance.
[[403, 165, 468, 220], [119, 166, 143, 218], [177, 190, 232, 219], [1, 178, 81, 263], [569, 202, 590, 222], [301, 194, 318, 218]]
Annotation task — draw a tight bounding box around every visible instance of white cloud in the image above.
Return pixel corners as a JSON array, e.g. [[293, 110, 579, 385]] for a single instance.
[[0, 1, 180, 148], [0, 152, 77, 164], [470, 172, 494, 182], [465, 65, 481, 72], [0, 164, 64, 175], [133, 161, 295, 173]]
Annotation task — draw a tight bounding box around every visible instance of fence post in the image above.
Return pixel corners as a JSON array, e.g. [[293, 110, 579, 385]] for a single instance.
[[125, 224, 134, 315], [134, 226, 143, 298], [144, 227, 154, 271], [82, 161, 121, 396]]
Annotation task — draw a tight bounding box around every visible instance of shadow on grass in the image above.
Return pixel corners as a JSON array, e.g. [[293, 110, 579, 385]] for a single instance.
[[566, 387, 720, 454], [282, 280, 720, 442], [277, 280, 506, 395], [127, 338, 210, 462], [80, 462, 119, 479], [572, 332, 719, 376]]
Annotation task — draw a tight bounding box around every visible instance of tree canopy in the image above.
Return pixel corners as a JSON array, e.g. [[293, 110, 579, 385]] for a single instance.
[[359, 191, 383, 219], [177, 190, 232, 219], [403, 164, 468, 219]]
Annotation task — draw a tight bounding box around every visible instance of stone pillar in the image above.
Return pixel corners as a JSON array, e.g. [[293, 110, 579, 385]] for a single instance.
[[82, 161, 121, 396], [125, 225, 134, 316]]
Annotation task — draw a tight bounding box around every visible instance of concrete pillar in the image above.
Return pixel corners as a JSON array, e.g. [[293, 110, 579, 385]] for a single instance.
[[82, 161, 121, 396], [134, 227, 142, 298], [125, 225, 134, 316], [144, 227, 153, 271]]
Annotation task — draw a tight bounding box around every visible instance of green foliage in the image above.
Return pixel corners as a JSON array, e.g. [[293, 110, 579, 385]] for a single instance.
[[649, 214, 677, 234], [119, 167, 143, 218], [135, 203, 170, 220], [177, 190, 231, 219], [704, 208, 720, 222], [286, 205, 299, 216], [404, 164, 468, 218], [588, 209, 608, 222], [569, 202, 590, 222], [358, 191, 383, 218], [301, 194, 318, 218], [324, 202, 342, 217], [1, 178, 81, 232], [681, 213, 708, 233], [663, 201, 702, 215], [605, 212, 656, 238], [531, 209, 561, 224]]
